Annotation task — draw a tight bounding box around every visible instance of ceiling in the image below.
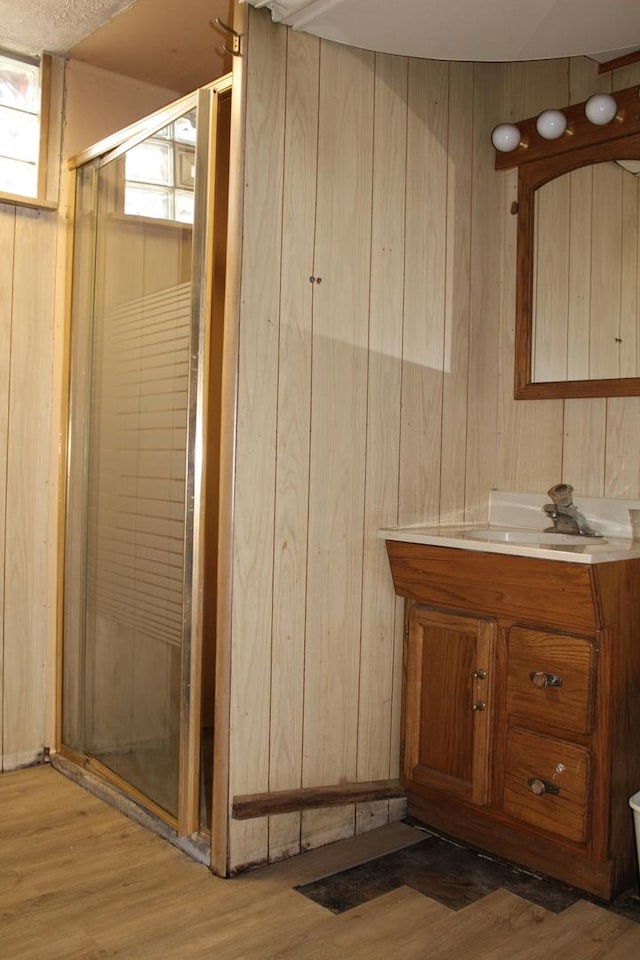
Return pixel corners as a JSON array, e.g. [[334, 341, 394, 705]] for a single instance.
[[0, 0, 233, 94], [1, 0, 639, 94], [69, 0, 234, 93], [0, 0, 135, 58]]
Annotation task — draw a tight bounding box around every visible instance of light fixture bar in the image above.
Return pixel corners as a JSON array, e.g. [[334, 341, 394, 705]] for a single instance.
[[492, 82, 640, 171]]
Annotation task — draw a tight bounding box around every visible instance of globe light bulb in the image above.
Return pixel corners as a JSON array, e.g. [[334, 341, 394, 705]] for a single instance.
[[584, 94, 617, 125], [491, 123, 521, 152], [536, 109, 567, 140]]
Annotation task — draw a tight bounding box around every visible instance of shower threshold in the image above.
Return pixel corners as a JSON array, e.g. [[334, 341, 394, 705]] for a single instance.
[[50, 753, 210, 866]]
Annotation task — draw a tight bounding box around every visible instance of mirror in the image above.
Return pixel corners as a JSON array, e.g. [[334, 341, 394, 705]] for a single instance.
[[532, 160, 640, 385], [493, 82, 640, 399]]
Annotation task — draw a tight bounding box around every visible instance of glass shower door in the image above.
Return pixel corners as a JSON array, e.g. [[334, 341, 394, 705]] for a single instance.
[[62, 80, 231, 834], [83, 135, 192, 818]]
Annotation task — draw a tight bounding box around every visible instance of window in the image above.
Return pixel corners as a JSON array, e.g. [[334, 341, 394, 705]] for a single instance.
[[124, 110, 197, 224], [0, 51, 43, 199]]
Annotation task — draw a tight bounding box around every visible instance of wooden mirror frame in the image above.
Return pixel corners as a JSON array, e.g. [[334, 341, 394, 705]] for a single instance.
[[494, 83, 640, 399]]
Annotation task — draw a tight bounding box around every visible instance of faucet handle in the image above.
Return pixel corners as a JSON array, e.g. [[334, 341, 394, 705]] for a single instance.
[[547, 483, 574, 507]]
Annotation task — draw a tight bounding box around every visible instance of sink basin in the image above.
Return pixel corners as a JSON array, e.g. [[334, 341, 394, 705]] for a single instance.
[[464, 529, 607, 546]]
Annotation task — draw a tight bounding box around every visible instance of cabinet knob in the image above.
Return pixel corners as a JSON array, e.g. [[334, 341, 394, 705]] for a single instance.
[[529, 670, 563, 688], [471, 669, 487, 680], [528, 777, 560, 796], [471, 701, 486, 712]]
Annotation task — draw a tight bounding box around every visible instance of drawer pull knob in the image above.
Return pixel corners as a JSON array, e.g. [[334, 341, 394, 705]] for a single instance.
[[528, 777, 560, 796], [471, 701, 486, 712], [471, 669, 487, 680], [529, 670, 563, 688]]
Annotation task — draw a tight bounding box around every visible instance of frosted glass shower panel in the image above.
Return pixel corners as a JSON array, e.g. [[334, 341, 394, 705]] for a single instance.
[[81, 121, 195, 818]]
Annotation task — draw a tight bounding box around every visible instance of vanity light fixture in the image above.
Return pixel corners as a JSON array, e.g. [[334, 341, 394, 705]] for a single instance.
[[584, 93, 618, 125], [491, 122, 522, 152], [491, 83, 640, 173], [535, 109, 567, 140]]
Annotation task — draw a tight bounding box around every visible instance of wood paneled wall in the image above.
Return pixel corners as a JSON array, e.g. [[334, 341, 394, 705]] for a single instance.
[[0, 205, 57, 770], [228, 10, 504, 869]]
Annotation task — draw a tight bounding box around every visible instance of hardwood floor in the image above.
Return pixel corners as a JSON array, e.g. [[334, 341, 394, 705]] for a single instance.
[[2, 765, 640, 959]]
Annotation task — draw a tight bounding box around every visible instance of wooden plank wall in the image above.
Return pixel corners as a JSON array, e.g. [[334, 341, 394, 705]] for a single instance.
[[228, 9, 504, 870], [0, 205, 57, 770]]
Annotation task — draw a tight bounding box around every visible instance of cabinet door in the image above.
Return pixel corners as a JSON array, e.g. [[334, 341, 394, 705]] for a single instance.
[[403, 606, 497, 805]]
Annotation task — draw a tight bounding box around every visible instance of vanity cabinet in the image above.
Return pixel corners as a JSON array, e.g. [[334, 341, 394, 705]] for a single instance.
[[387, 540, 640, 899]]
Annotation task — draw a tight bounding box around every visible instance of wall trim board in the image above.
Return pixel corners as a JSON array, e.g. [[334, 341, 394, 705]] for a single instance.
[[232, 779, 405, 819]]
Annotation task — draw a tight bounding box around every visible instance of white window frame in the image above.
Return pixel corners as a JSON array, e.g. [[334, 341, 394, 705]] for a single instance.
[[0, 51, 61, 210]]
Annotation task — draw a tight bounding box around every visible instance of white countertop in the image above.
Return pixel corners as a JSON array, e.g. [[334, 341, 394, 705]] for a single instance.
[[379, 491, 640, 564]]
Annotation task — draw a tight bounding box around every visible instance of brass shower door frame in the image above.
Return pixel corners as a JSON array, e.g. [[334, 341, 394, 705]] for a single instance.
[[57, 74, 233, 841]]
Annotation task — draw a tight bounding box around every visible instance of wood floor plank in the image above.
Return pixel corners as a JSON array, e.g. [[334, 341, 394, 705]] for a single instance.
[[7, 931, 109, 960], [0, 867, 42, 912], [589, 922, 640, 959], [71, 861, 329, 959], [270, 886, 450, 960], [477, 899, 635, 960], [4, 856, 207, 937], [246, 819, 424, 888], [400, 888, 551, 960]]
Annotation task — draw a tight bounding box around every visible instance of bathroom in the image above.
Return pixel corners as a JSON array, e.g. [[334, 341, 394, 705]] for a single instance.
[[1, 0, 640, 884]]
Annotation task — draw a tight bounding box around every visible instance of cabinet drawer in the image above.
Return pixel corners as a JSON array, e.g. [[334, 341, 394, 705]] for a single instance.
[[506, 627, 595, 735], [503, 729, 591, 843]]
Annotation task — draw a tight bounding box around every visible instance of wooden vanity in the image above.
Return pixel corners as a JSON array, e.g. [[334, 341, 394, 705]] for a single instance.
[[386, 539, 640, 899]]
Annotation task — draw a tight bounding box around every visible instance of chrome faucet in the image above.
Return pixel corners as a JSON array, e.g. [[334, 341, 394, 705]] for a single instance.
[[543, 483, 602, 537]]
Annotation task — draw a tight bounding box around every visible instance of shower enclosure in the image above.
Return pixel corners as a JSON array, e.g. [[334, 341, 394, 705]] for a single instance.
[[60, 76, 232, 841]]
